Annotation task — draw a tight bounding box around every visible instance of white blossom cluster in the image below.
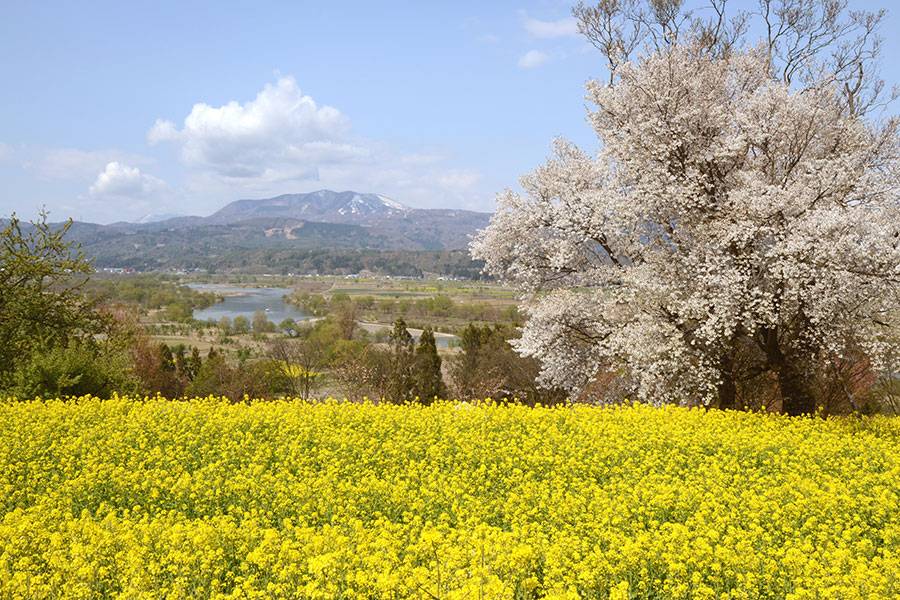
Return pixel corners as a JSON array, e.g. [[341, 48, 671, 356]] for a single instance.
[[471, 44, 900, 406]]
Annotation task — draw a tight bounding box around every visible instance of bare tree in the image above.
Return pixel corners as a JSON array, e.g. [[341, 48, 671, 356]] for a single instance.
[[331, 345, 392, 402], [268, 337, 328, 400], [573, 0, 896, 116]]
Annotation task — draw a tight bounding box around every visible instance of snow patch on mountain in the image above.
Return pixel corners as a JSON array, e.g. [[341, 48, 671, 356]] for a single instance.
[[376, 194, 407, 211], [136, 212, 183, 223]]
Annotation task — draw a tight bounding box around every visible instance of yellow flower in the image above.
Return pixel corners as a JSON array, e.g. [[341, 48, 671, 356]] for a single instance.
[[0, 397, 896, 598]]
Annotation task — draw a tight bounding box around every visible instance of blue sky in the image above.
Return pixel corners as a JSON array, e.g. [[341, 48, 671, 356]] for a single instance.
[[1, 0, 897, 223]]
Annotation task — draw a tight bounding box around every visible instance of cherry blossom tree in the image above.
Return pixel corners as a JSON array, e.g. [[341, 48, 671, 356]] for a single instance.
[[472, 0, 900, 414]]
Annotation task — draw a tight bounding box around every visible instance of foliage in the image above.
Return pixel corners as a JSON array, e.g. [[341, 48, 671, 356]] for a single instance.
[[217, 316, 232, 335], [387, 319, 416, 402], [78, 237, 486, 277], [0, 212, 103, 389], [82, 274, 217, 318], [8, 341, 137, 399], [231, 315, 250, 335], [472, 2, 900, 415], [289, 290, 521, 331], [252, 310, 277, 334], [412, 327, 446, 402], [327, 319, 443, 404], [330, 344, 392, 401], [185, 352, 281, 401], [0, 399, 896, 598], [449, 324, 566, 406], [129, 336, 204, 398]]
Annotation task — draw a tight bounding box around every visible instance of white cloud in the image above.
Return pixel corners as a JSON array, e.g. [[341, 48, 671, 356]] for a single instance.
[[147, 119, 178, 144], [0, 143, 11, 162], [27, 147, 153, 180], [148, 76, 361, 183], [518, 50, 549, 69], [149, 76, 489, 211], [522, 15, 579, 39], [89, 161, 168, 200]]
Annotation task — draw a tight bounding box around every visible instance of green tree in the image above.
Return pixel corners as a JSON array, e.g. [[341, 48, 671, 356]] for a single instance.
[[185, 347, 203, 380], [252, 310, 274, 334], [10, 341, 136, 399], [0, 212, 104, 390], [412, 327, 445, 403], [186, 353, 279, 401], [232, 315, 250, 335], [279, 318, 298, 336], [186, 353, 230, 398], [158, 344, 175, 374], [386, 319, 415, 402], [449, 323, 566, 406], [162, 302, 192, 322], [217, 316, 232, 335]]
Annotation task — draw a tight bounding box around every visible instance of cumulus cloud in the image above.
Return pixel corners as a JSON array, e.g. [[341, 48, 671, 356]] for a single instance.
[[148, 76, 364, 183], [522, 15, 579, 38], [146, 119, 178, 144], [148, 76, 489, 210], [89, 161, 168, 200], [26, 148, 153, 180], [518, 50, 549, 69]]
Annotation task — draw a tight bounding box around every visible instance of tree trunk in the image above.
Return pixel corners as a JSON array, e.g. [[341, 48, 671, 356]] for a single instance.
[[777, 361, 816, 416], [718, 378, 737, 410], [759, 325, 816, 416], [717, 353, 737, 410]]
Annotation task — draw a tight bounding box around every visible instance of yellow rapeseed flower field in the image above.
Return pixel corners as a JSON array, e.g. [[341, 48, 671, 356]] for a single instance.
[[0, 398, 897, 599]]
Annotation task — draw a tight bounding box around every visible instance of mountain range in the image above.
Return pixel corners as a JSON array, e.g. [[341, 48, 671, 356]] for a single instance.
[[59, 190, 492, 273]]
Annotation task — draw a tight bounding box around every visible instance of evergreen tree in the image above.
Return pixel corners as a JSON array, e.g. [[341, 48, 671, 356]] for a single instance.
[[157, 344, 175, 374], [186, 347, 203, 380], [413, 327, 445, 403], [387, 319, 415, 402], [171, 344, 187, 377], [450, 324, 492, 399]]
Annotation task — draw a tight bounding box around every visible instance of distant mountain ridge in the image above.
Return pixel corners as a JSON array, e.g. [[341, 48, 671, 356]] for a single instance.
[[55, 190, 492, 272], [206, 190, 410, 225], [135, 212, 185, 224], [134, 189, 491, 249]]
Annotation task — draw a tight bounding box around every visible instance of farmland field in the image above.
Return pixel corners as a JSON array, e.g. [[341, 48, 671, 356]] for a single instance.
[[1, 398, 897, 599]]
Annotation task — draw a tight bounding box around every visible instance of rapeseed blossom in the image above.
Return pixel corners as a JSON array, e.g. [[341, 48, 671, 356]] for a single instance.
[[0, 397, 896, 598]]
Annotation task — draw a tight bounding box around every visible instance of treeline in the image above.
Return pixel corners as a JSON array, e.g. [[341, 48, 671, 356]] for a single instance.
[[270, 316, 564, 404], [204, 248, 485, 279], [89, 245, 485, 278], [289, 292, 521, 332], [82, 275, 218, 321], [139, 314, 564, 405]]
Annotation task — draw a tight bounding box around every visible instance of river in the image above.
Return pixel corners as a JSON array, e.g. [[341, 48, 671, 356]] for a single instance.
[[189, 284, 311, 325], [189, 284, 458, 348]]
